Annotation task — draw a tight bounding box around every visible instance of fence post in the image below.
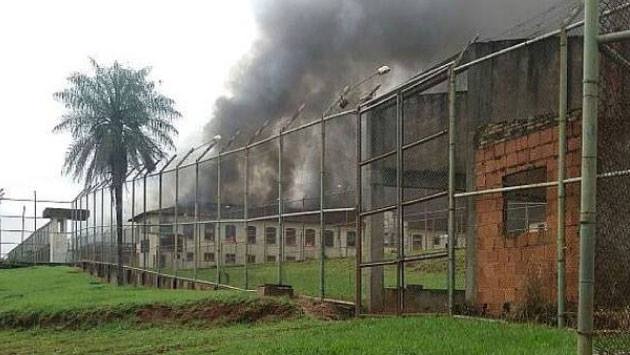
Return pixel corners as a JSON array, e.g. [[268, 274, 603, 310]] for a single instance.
[[396, 93, 404, 315], [174, 149, 194, 280], [319, 114, 326, 300], [33, 190, 37, 264], [21, 205, 25, 261], [174, 164, 179, 278], [244, 147, 250, 289], [157, 168, 163, 278], [110, 188, 114, 265], [194, 160, 200, 281], [216, 153, 222, 287], [128, 178, 134, 268], [557, 26, 568, 329], [278, 131, 285, 285], [93, 187, 97, 262], [578, 0, 599, 353], [355, 108, 363, 316], [143, 172, 148, 270], [447, 65, 457, 315]]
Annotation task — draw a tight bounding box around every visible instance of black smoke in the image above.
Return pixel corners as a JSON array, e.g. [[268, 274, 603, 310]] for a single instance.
[[198, 0, 562, 208]]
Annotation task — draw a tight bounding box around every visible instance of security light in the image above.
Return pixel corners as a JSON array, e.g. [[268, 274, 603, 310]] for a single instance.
[[377, 65, 391, 75]]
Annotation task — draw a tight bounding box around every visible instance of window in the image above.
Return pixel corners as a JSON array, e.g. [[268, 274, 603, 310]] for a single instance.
[[266, 255, 277, 263], [503, 168, 548, 235], [225, 225, 236, 243], [412, 234, 423, 250], [183, 224, 194, 239], [286, 256, 296, 262], [186, 252, 194, 262], [225, 253, 236, 265], [346, 231, 356, 247], [140, 239, 150, 253], [305, 229, 316, 247], [247, 254, 256, 263], [285, 228, 297, 246], [204, 223, 215, 241], [265, 227, 277, 245], [324, 230, 334, 247], [433, 236, 441, 247], [203, 252, 215, 262], [247, 226, 257, 244], [159, 224, 171, 237], [159, 254, 167, 267]]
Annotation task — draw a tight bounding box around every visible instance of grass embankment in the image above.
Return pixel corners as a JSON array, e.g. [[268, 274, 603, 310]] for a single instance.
[[0, 266, 578, 354], [0, 266, 294, 328], [176, 251, 466, 301], [0, 316, 576, 354]]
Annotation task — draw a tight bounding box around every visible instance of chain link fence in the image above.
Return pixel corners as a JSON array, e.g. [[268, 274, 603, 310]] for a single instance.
[[4, 1, 630, 352]]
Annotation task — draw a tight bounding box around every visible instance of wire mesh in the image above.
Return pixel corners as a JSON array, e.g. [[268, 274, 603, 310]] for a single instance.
[[594, 0, 630, 350], [9, 7, 630, 353]]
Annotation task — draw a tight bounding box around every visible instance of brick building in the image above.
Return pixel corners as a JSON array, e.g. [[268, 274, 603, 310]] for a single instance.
[[473, 113, 582, 315]]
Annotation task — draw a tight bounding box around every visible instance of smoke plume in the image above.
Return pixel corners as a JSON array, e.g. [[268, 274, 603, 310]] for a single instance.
[[199, 0, 561, 208]]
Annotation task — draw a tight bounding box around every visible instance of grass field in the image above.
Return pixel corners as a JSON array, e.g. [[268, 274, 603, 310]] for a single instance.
[[175, 251, 465, 301], [0, 315, 576, 354], [0, 266, 257, 314], [0, 266, 579, 354]]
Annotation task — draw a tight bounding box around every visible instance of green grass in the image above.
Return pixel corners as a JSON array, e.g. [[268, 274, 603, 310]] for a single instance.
[[0, 266, 577, 354], [0, 266, 255, 315], [0, 316, 576, 354], [175, 251, 465, 301]]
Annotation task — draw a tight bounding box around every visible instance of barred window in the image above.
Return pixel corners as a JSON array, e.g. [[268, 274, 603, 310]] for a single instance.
[[503, 167, 547, 235], [324, 230, 334, 247], [305, 229, 316, 247], [285, 228, 297, 246], [346, 231, 356, 247], [204, 223, 215, 241], [225, 225, 236, 243], [265, 227, 277, 245], [247, 226, 257, 244]]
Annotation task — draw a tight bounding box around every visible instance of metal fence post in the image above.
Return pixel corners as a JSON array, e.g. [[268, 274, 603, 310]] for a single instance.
[[396, 93, 404, 315], [157, 169, 163, 277], [578, 0, 599, 353], [194, 160, 200, 280], [101, 186, 105, 263], [355, 109, 363, 316], [173, 164, 179, 278], [143, 171, 148, 270], [21, 205, 25, 261], [156, 155, 176, 278], [174, 149, 194, 280], [278, 131, 285, 285], [447, 66, 457, 315], [93, 187, 97, 262], [557, 26, 568, 329], [319, 114, 326, 300], [244, 147, 250, 289], [216, 153, 222, 287], [33, 190, 37, 264], [110, 188, 114, 265]]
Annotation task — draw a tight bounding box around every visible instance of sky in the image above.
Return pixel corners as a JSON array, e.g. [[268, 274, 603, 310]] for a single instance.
[[0, 0, 257, 254]]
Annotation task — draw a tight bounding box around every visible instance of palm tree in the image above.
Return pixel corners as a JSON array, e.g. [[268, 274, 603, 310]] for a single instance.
[[54, 59, 180, 285]]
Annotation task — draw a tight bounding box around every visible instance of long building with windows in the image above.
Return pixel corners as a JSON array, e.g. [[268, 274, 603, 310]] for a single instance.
[[124, 206, 464, 270]]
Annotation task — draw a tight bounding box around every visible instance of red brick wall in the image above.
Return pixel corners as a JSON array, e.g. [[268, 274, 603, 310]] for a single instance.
[[474, 121, 581, 315]]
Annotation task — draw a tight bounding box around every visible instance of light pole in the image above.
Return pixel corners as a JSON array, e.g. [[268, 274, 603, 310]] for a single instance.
[[321, 65, 391, 300], [193, 135, 222, 280]]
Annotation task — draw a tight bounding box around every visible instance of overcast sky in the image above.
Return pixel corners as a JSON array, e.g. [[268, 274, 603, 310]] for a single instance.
[[0, 0, 257, 253]]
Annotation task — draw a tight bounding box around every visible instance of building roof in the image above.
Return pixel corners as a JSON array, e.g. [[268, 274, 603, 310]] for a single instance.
[[43, 208, 90, 221]]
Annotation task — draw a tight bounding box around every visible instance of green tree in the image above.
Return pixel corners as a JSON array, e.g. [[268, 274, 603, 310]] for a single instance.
[[54, 59, 180, 285]]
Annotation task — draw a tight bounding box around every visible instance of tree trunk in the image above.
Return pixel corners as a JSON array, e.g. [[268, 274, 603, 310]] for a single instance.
[[114, 181, 124, 285]]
